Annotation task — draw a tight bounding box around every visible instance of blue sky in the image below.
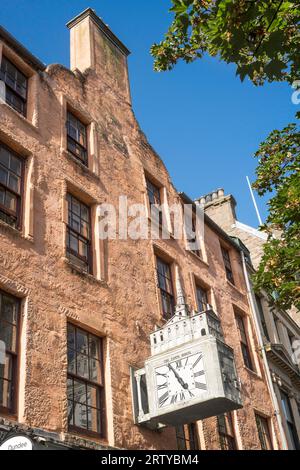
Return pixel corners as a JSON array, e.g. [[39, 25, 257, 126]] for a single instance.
[[1, 0, 297, 226]]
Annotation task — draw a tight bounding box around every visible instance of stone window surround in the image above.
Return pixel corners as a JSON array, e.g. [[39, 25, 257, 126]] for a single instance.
[[0, 274, 30, 425], [183, 203, 208, 264], [254, 411, 274, 450], [60, 93, 99, 177], [62, 179, 105, 282], [0, 41, 40, 129], [67, 322, 106, 439], [0, 133, 34, 240], [60, 312, 113, 445], [190, 273, 217, 314], [220, 243, 235, 286], [152, 246, 178, 323], [142, 170, 173, 236], [233, 305, 262, 377]]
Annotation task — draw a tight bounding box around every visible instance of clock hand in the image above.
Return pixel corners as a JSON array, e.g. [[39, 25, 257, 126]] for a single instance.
[[168, 364, 189, 390]]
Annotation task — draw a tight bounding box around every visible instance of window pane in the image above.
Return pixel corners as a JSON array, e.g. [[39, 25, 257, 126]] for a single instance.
[[0, 187, 5, 205], [1, 295, 18, 324], [87, 407, 101, 433], [76, 354, 89, 379], [78, 239, 88, 259], [69, 232, 78, 253], [67, 348, 76, 374], [5, 191, 17, 212], [89, 358, 102, 383], [10, 155, 22, 176], [73, 379, 87, 404], [76, 330, 88, 354], [8, 173, 20, 193], [71, 197, 80, 216], [87, 384, 100, 408], [6, 88, 25, 115], [0, 148, 10, 167], [81, 205, 89, 222], [0, 322, 17, 352], [70, 214, 80, 232], [0, 166, 8, 186], [89, 335, 100, 360], [68, 400, 74, 426], [67, 324, 75, 350], [0, 354, 12, 381], [0, 377, 12, 409], [67, 378, 73, 401], [80, 221, 89, 239], [74, 402, 88, 430]]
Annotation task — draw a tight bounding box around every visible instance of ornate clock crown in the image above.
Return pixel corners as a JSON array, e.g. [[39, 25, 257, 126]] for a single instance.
[[150, 267, 224, 356]]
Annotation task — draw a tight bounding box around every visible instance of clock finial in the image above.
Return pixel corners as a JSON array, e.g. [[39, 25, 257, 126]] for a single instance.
[[174, 265, 189, 318]]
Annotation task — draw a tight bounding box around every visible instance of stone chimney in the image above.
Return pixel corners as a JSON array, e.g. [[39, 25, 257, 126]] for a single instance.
[[67, 8, 131, 101], [196, 189, 237, 231]]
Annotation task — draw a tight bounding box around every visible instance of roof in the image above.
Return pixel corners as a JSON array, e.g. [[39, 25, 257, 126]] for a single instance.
[[66, 8, 131, 57], [0, 25, 46, 71]]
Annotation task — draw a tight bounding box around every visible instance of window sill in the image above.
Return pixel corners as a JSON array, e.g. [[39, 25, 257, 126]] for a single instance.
[[226, 279, 245, 297], [243, 366, 262, 380], [0, 219, 34, 243], [65, 429, 111, 449], [63, 257, 107, 287], [61, 149, 100, 182], [0, 102, 39, 133], [187, 249, 209, 268]]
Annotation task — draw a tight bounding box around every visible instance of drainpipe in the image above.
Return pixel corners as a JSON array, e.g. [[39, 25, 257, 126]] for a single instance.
[[240, 251, 288, 450]]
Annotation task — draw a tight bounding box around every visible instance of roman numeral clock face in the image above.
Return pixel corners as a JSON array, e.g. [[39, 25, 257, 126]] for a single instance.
[[155, 352, 207, 409]]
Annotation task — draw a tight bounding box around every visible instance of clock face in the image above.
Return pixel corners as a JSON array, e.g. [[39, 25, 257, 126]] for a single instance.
[[155, 352, 207, 409]]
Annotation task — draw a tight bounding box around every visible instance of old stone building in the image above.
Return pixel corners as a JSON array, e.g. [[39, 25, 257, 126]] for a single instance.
[[200, 189, 300, 449], [0, 8, 287, 450]]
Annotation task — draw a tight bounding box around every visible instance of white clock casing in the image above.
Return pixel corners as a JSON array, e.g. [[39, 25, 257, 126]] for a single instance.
[[144, 335, 241, 426]]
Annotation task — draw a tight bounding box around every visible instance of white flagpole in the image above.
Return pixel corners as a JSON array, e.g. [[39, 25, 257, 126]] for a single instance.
[[246, 176, 263, 227]]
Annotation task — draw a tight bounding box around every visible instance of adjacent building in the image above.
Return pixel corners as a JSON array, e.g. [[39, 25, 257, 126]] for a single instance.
[[0, 8, 289, 450], [199, 189, 300, 450]]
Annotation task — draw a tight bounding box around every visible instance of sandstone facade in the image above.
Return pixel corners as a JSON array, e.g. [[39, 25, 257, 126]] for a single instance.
[[0, 9, 285, 450]]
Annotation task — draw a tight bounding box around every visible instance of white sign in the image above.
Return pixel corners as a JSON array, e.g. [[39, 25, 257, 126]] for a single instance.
[[0, 435, 33, 451]]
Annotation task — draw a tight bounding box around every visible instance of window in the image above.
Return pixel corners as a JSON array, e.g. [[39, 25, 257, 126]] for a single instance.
[[67, 324, 105, 437], [186, 214, 201, 258], [67, 111, 88, 166], [176, 423, 200, 450], [196, 285, 209, 313], [221, 246, 235, 285], [66, 194, 91, 273], [280, 390, 300, 450], [0, 143, 23, 229], [0, 291, 20, 414], [255, 414, 273, 450], [255, 295, 270, 341], [156, 256, 175, 320], [146, 178, 163, 226], [235, 313, 254, 371], [0, 56, 28, 116], [218, 414, 237, 450]]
